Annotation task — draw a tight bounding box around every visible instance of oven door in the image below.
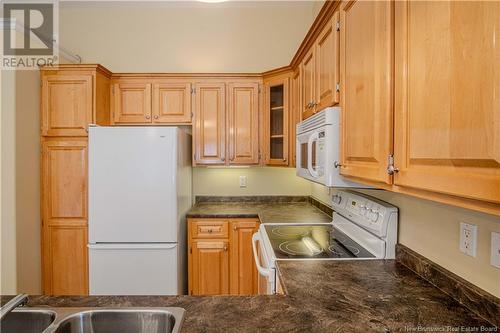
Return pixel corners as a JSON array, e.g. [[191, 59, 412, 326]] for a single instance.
[[296, 128, 326, 184], [252, 232, 275, 295]]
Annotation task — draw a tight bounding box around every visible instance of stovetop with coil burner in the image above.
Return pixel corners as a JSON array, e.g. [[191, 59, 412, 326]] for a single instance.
[[264, 224, 375, 259]]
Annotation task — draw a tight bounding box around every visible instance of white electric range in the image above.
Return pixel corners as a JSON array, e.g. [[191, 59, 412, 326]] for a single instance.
[[252, 190, 398, 294]]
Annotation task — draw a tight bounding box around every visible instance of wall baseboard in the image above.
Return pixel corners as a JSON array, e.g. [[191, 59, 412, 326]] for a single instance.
[[396, 244, 500, 327]]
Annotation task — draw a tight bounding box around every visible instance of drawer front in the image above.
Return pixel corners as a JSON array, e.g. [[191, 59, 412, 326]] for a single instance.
[[191, 220, 228, 239]]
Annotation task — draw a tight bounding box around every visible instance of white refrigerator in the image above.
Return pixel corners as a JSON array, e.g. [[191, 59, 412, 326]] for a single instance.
[[88, 126, 192, 295]]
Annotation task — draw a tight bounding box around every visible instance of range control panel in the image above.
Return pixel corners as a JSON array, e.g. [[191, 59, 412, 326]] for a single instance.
[[331, 191, 398, 238]]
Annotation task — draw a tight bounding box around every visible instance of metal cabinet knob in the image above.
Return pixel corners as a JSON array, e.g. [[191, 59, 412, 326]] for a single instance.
[[154, 115, 159, 119], [223, 246, 228, 251], [145, 115, 151, 119], [334, 161, 342, 169]]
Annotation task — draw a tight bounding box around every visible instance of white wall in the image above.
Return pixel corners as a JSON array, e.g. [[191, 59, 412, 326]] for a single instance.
[[59, 1, 323, 72], [310, 183, 500, 298]]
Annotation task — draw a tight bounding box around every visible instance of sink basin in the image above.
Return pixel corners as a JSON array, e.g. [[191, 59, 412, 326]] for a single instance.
[[0, 309, 56, 333], [53, 309, 181, 333], [0, 307, 184, 333]]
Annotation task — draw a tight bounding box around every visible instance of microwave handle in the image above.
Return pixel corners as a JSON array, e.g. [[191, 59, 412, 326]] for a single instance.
[[307, 132, 320, 178], [252, 233, 274, 279]]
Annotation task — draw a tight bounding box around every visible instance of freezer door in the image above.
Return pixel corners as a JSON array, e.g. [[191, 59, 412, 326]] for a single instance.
[[89, 243, 180, 295], [89, 127, 179, 243]]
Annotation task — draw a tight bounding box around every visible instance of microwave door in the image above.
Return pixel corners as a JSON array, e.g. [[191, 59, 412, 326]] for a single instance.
[[307, 132, 319, 178]]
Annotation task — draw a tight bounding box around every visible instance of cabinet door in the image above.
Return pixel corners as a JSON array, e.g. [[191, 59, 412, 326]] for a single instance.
[[112, 82, 152, 124], [264, 79, 289, 166], [394, 1, 500, 203], [152, 82, 192, 123], [301, 48, 316, 120], [340, 0, 393, 185], [190, 240, 229, 295], [229, 220, 259, 295], [41, 139, 88, 295], [227, 83, 259, 165], [193, 83, 226, 165], [290, 68, 302, 167], [41, 74, 92, 136], [43, 226, 88, 295], [315, 12, 340, 110]]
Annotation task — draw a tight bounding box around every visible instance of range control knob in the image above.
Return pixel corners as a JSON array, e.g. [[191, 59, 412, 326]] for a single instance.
[[332, 194, 342, 205], [369, 210, 379, 222]]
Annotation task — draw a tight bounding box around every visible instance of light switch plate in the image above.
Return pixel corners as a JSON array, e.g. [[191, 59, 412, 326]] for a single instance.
[[491, 232, 500, 269], [459, 222, 477, 257], [239, 175, 247, 188]]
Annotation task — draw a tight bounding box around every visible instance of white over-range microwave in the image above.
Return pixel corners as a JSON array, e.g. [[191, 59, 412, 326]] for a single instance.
[[296, 107, 369, 188]]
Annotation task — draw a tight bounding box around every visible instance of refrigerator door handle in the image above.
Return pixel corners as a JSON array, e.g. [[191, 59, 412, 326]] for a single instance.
[[88, 243, 178, 250]]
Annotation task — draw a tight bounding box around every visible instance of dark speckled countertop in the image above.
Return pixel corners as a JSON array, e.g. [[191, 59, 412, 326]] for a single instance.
[[19, 260, 494, 332], [186, 200, 332, 224], [6, 200, 495, 332]]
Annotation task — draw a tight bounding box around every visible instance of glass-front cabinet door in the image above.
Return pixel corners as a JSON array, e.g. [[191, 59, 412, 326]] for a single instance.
[[263, 77, 289, 166]]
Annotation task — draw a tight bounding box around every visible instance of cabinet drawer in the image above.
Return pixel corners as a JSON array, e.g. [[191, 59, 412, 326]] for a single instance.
[[191, 220, 228, 239]]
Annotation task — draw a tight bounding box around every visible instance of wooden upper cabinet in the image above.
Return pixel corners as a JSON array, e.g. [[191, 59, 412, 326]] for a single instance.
[[112, 81, 152, 124], [289, 68, 301, 167], [190, 240, 229, 295], [227, 83, 259, 165], [393, 0, 500, 204], [315, 12, 340, 111], [152, 82, 192, 123], [301, 48, 316, 120], [193, 83, 226, 165], [263, 77, 289, 166], [41, 74, 92, 136], [339, 0, 394, 185], [229, 219, 259, 295]]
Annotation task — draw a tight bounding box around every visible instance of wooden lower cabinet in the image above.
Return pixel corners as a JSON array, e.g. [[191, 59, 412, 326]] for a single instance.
[[190, 240, 230, 295], [230, 219, 259, 295], [188, 218, 260, 295]]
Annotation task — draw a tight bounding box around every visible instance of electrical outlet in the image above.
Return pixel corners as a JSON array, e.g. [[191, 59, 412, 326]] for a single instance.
[[491, 232, 500, 269], [239, 175, 247, 188], [460, 222, 477, 257]]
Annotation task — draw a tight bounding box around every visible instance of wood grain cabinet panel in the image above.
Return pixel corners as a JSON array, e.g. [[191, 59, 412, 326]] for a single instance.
[[190, 240, 229, 295], [227, 83, 260, 165], [41, 75, 92, 136], [42, 140, 88, 226], [43, 226, 88, 295], [193, 83, 226, 165], [290, 68, 301, 167], [315, 12, 340, 110], [301, 49, 316, 120], [41, 139, 88, 295], [152, 82, 192, 123], [229, 220, 259, 295], [339, 0, 394, 185], [112, 82, 152, 124], [393, 0, 500, 203]]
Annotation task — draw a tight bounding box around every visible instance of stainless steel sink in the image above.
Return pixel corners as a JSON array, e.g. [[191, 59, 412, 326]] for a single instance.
[[0, 307, 185, 333], [0, 308, 56, 333]]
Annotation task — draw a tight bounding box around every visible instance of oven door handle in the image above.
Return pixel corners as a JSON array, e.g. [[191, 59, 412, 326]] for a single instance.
[[307, 132, 319, 178], [252, 233, 274, 278]]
